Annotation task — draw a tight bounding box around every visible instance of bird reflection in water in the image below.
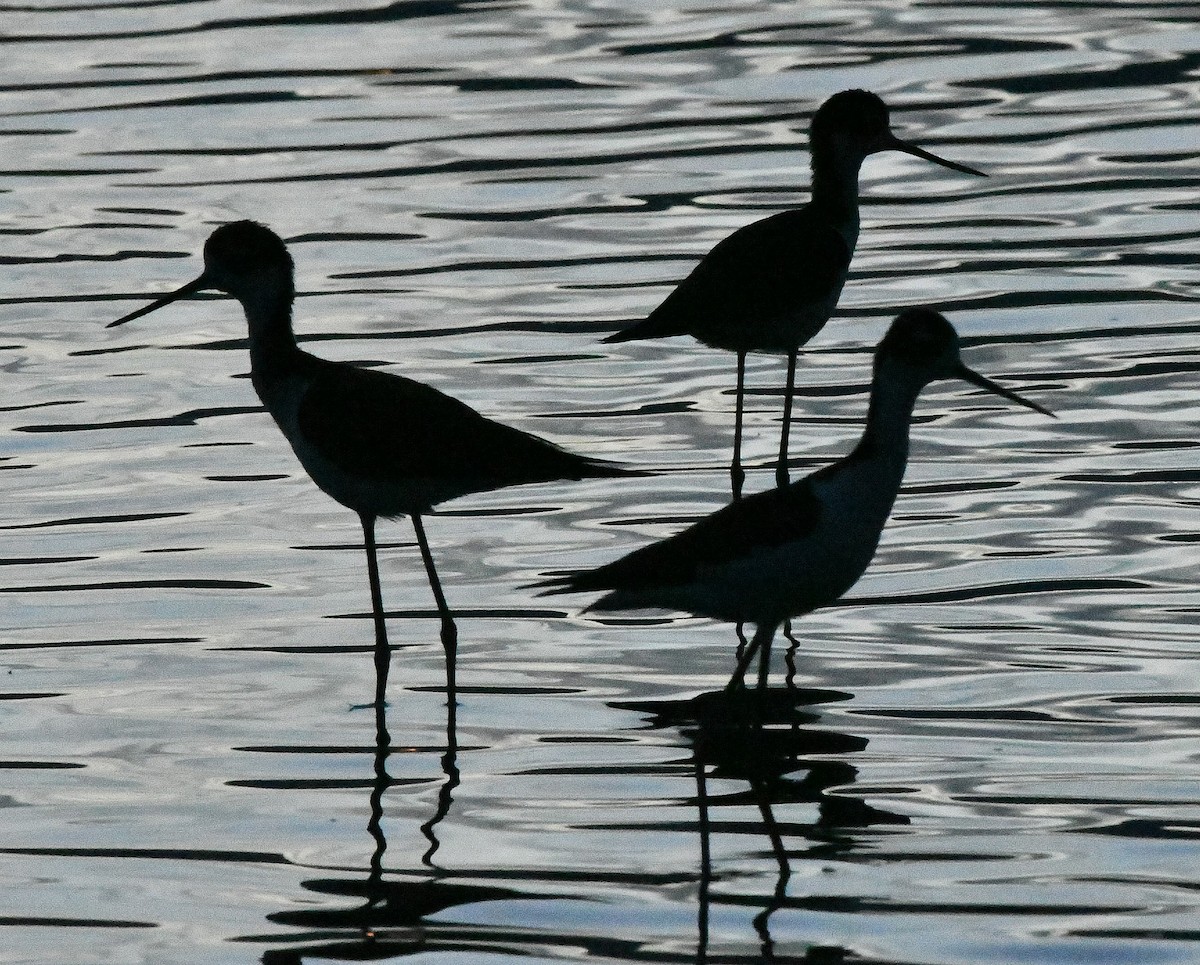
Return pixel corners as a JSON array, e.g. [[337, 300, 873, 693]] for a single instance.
[[107, 220, 633, 710], [254, 690, 521, 963], [614, 686, 908, 962]]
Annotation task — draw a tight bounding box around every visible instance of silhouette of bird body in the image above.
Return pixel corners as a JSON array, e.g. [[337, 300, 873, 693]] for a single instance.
[[109, 220, 630, 707], [548, 308, 1053, 689], [611, 208, 853, 356], [606, 90, 986, 496]]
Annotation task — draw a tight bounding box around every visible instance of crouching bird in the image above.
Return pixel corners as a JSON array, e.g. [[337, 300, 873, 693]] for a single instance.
[[542, 308, 1053, 689]]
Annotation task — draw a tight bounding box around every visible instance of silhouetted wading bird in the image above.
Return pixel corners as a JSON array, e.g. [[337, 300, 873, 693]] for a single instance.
[[544, 308, 1054, 689], [604, 90, 986, 497], [108, 220, 632, 709]]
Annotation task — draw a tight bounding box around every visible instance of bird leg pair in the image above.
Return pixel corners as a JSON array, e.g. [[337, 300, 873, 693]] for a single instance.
[[730, 350, 798, 499], [726, 622, 780, 690], [360, 513, 458, 710]]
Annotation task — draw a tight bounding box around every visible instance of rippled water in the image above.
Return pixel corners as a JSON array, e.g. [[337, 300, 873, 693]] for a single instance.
[[3, 2, 1200, 963]]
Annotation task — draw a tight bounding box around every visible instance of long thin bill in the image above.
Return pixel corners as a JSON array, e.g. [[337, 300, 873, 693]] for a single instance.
[[957, 363, 1055, 418], [890, 135, 986, 177], [107, 274, 209, 328]]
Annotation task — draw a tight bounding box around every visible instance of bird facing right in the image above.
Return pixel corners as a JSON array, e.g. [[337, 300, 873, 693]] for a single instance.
[[604, 89, 986, 498], [543, 308, 1055, 689]]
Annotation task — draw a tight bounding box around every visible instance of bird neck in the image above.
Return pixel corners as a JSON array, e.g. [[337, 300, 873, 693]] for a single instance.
[[809, 148, 864, 235], [242, 285, 303, 382], [850, 363, 922, 487]]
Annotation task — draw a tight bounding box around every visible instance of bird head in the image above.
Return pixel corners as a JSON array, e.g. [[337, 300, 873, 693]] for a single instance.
[[877, 307, 1054, 417], [107, 220, 294, 328], [811, 89, 985, 177]]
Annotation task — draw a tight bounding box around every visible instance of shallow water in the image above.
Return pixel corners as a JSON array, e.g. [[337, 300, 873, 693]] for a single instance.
[[2, 2, 1200, 963]]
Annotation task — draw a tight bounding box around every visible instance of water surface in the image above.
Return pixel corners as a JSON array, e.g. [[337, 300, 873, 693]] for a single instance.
[[2, 2, 1200, 963]]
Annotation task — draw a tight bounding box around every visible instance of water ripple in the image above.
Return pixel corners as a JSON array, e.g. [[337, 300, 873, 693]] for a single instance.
[[2, 3, 1199, 964]]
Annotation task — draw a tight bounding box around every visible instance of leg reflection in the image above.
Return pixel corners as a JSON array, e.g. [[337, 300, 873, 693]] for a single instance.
[[783, 621, 800, 690], [749, 779, 790, 961], [615, 682, 905, 962], [365, 699, 392, 925], [260, 664, 491, 959], [421, 675, 461, 869], [694, 757, 712, 965]]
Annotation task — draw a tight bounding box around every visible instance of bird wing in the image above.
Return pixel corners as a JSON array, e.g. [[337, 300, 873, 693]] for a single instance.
[[606, 208, 852, 343], [555, 480, 822, 593], [296, 359, 612, 486]]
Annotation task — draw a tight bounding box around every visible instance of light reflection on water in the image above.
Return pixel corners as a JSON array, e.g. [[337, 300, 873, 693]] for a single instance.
[[2, 1, 1200, 963]]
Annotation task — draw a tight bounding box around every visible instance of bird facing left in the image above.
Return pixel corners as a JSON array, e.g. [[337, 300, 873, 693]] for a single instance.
[[107, 220, 636, 711]]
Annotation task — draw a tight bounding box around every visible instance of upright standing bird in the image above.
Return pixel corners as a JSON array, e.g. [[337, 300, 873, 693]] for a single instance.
[[544, 308, 1054, 689], [604, 89, 986, 497], [108, 220, 632, 708]]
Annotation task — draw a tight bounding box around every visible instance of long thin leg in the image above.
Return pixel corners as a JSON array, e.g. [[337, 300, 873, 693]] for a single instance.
[[411, 514, 459, 704], [731, 354, 748, 650], [776, 350, 797, 488], [360, 513, 391, 710], [731, 351, 747, 501], [727, 622, 778, 690], [756, 629, 773, 690]]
